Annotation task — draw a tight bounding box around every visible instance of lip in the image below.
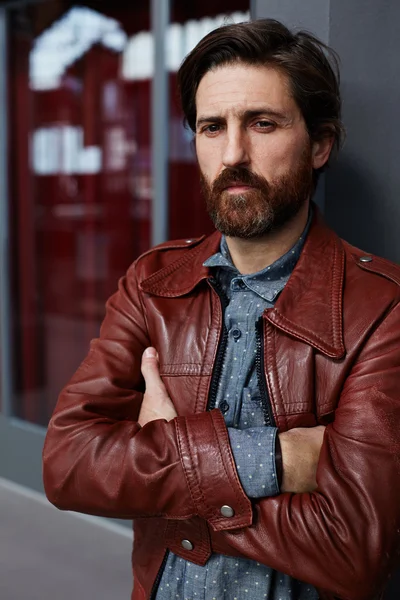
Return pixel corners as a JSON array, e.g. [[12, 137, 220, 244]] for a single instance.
[[224, 184, 254, 193]]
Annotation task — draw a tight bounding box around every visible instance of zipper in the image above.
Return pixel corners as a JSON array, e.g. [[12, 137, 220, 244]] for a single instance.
[[150, 278, 227, 598], [206, 278, 229, 411], [149, 550, 169, 600], [149, 279, 228, 598], [256, 316, 275, 427]]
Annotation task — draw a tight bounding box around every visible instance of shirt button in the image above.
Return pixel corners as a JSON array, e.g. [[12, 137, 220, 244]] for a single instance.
[[220, 505, 235, 518], [237, 280, 246, 289], [181, 539, 194, 551], [219, 401, 230, 414], [231, 328, 241, 341]]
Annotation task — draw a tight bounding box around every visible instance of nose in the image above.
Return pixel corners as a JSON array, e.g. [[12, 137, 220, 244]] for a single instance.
[[222, 128, 250, 168]]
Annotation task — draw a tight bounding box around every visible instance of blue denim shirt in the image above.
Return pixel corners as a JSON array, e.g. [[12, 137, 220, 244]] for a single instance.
[[156, 215, 318, 599]]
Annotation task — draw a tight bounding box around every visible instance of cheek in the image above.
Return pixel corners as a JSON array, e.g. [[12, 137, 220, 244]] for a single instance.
[[253, 136, 308, 175], [196, 143, 221, 180]]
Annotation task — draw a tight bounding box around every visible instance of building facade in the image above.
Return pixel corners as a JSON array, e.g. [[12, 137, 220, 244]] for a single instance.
[[0, 0, 250, 488]]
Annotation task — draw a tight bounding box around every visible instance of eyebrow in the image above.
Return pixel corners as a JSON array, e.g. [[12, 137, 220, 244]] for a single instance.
[[196, 108, 291, 128]]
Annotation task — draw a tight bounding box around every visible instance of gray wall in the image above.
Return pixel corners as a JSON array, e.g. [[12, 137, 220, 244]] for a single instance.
[[253, 1, 400, 598], [253, 0, 400, 263], [326, 0, 400, 261]]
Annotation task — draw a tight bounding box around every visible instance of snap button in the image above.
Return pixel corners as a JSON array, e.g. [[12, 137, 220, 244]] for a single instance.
[[181, 539, 194, 551], [219, 401, 230, 414], [220, 505, 235, 518], [232, 279, 246, 290], [359, 256, 373, 263], [231, 328, 241, 341]]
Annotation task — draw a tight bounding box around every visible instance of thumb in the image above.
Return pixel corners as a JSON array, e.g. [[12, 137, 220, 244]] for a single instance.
[[141, 347, 165, 392]]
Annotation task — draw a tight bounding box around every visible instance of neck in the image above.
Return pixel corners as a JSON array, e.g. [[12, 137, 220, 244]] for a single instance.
[[225, 202, 310, 275]]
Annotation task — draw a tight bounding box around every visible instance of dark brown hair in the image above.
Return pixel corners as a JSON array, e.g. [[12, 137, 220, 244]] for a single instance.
[[177, 19, 345, 180]]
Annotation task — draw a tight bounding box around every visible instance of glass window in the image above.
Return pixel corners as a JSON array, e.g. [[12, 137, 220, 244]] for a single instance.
[[8, 1, 151, 425], [6, 0, 249, 426], [168, 1, 250, 239]]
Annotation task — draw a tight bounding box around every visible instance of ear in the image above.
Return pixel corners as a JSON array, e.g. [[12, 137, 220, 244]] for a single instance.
[[311, 135, 335, 170]]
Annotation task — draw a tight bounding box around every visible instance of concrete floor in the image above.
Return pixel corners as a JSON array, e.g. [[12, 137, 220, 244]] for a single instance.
[[0, 478, 134, 600], [1, 477, 400, 600]]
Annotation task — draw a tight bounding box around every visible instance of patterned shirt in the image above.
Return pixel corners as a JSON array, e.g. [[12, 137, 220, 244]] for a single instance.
[[156, 215, 318, 600]]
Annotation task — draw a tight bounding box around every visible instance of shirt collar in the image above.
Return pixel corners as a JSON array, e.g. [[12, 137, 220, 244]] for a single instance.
[[203, 209, 312, 303]]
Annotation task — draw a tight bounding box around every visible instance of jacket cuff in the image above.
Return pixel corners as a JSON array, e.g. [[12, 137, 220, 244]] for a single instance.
[[174, 409, 253, 532]]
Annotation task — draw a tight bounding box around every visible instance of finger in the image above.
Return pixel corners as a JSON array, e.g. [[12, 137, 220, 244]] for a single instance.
[[141, 347, 167, 394]]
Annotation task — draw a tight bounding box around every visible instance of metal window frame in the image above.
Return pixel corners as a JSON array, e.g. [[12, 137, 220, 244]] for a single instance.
[[151, 0, 170, 246], [0, 5, 12, 418]]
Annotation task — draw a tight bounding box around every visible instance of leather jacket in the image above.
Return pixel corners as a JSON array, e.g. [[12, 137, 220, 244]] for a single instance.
[[43, 210, 400, 600]]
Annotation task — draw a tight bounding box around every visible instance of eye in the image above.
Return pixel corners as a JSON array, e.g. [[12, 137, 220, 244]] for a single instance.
[[202, 124, 221, 136], [254, 120, 276, 131]]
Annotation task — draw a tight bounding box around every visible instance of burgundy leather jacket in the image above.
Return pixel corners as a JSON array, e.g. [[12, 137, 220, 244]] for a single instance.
[[43, 211, 400, 600]]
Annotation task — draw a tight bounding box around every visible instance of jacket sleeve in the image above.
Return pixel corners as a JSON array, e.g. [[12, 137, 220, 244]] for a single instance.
[[209, 302, 400, 600], [42, 261, 252, 528]]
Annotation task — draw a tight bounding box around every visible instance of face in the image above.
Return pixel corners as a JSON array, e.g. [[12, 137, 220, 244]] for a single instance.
[[195, 63, 331, 238]]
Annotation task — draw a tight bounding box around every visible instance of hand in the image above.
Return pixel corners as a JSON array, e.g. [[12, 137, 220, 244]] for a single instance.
[[278, 425, 326, 493], [138, 347, 178, 427]]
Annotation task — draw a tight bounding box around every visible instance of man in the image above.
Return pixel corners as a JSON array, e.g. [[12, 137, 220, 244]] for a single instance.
[[43, 18, 400, 600]]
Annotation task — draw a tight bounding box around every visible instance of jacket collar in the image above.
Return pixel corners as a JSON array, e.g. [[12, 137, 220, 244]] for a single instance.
[[141, 209, 345, 359], [267, 210, 345, 358]]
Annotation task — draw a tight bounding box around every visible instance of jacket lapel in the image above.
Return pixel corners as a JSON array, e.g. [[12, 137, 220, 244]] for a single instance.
[[267, 210, 346, 359]]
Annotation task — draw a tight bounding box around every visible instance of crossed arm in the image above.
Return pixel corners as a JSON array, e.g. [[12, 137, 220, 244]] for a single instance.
[[43, 265, 400, 599], [139, 346, 325, 495]]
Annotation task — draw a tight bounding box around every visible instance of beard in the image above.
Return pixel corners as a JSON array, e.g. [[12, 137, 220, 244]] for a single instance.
[[200, 146, 314, 239]]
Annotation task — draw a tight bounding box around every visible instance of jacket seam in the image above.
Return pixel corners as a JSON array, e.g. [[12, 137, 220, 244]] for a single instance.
[[198, 520, 210, 562], [161, 371, 206, 377], [174, 418, 198, 516], [134, 236, 205, 264], [264, 321, 278, 428], [161, 363, 203, 367], [332, 242, 345, 351], [130, 263, 151, 343], [201, 289, 219, 379], [193, 369, 204, 415], [175, 417, 215, 520], [195, 285, 220, 413], [271, 325, 289, 431], [210, 411, 252, 528], [346, 244, 400, 286], [142, 245, 205, 292]]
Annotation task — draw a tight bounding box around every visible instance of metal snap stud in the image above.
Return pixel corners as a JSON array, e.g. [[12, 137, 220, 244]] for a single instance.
[[181, 539, 194, 551], [220, 505, 235, 518]]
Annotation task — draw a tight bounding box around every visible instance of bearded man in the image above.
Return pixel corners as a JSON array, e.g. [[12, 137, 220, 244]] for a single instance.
[[43, 19, 400, 600]]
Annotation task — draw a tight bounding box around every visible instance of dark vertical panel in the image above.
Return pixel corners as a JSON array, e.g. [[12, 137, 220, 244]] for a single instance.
[[252, 0, 330, 213], [325, 0, 400, 263], [253, 0, 330, 41], [253, 1, 400, 597]]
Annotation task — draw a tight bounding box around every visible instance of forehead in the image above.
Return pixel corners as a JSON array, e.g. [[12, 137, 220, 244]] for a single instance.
[[195, 63, 300, 119]]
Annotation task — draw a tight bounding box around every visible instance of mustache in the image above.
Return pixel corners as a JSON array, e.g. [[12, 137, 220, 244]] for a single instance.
[[211, 167, 269, 195]]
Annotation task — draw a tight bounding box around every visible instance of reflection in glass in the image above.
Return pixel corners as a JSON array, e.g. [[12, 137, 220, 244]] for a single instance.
[[9, 1, 151, 425], [7, 0, 249, 426], [168, 4, 250, 239]]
